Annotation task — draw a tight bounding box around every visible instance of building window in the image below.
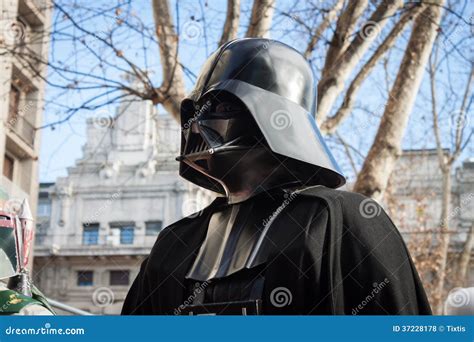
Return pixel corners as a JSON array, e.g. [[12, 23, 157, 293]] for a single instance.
[[109, 270, 130, 286], [110, 223, 135, 245], [83, 224, 99, 245], [77, 271, 93, 286], [120, 226, 134, 244], [145, 221, 162, 236], [37, 199, 51, 217], [3, 154, 14, 180], [35, 222, 48, 245]]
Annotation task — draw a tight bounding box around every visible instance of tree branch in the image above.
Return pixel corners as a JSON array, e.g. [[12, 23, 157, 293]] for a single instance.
[[353, 1, 444, 201], [321, 6, 422, 134], [245, 0, 275, 38], [316, 0, 404, 125], [304, 0, 344, 59], [219, 0, 240, 46], [320, 0, 369, 76], [152, 0, 186, 121]]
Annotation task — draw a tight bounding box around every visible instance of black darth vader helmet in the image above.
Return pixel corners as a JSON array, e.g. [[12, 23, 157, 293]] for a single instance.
[[177, 38, 345, 201]]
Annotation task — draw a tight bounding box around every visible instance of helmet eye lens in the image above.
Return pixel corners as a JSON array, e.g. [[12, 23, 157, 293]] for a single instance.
[[215, 102, 244, 115], [183, 94, 266, 155]]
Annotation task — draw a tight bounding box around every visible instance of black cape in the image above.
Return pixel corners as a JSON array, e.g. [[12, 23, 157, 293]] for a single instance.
[[122, 186, 431, 315]]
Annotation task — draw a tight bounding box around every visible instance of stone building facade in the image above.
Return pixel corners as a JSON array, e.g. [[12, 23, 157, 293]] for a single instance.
[[0, 0, 51, 214], [388, 149, 474, 286], [33, 96, 213, 314]]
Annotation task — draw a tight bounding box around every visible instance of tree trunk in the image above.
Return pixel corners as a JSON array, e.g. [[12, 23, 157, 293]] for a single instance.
[[245, 0, 275, 38], [316, 0, 403, 124], [425, 31, 473, 314], [457, 226, 474, 287], [320, 0, 368, 73], [353, 2, 444, 201], [321, 6, 422, 134], [304, 0, 344, 59], [433, 167, 452, 314], [152, 0, 186, 121], [219, 0, 240, 46]]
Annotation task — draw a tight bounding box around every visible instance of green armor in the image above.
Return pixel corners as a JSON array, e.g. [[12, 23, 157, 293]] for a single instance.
[[0, 286, 55, 315]]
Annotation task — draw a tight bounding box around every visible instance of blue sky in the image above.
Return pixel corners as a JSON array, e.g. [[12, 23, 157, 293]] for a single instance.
[[38, 0, 473, 183]]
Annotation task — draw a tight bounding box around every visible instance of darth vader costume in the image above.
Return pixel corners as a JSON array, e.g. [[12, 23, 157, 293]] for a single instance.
[[122, 38, 431, 315]]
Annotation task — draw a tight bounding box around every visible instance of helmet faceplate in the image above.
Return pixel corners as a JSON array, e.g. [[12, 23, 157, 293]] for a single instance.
[[178, 38, 346, 195]]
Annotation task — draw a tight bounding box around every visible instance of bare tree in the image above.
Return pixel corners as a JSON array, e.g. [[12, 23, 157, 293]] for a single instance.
[[303, 0, 344, 59], [353, 1, 445, 201], [245, 0, 275, 38], [428, 44, 473, 313], [220, 0, 241, 45], [381, 13, 473, 313], [321, 6, 423, 134], [320, 0, 369, 70], [458, 226, 474, 287], [316, 0, 404, 124], [152, 0, 186, 120]]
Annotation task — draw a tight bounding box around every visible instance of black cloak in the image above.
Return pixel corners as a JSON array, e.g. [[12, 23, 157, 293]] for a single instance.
[[122, 186, 431, 315]]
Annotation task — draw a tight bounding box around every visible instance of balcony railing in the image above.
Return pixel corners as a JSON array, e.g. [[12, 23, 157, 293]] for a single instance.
[[6, 113, 35, 147]]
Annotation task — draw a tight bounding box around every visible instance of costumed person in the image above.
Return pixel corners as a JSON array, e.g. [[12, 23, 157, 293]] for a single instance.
[[122, 38, 431, 315], [0, 190, 54, 315]]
